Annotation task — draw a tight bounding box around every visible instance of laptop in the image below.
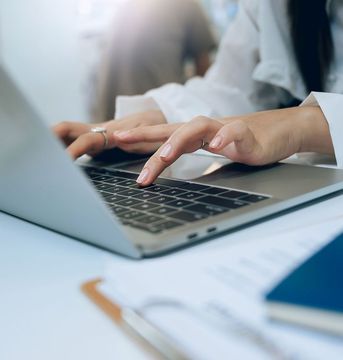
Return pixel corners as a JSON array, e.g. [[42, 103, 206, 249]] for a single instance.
[[1, 64, 343, 259]]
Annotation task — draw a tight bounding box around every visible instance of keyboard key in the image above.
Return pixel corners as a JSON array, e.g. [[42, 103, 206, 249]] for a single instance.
[[165, 199, 193, 208], [118, 179, 137, 187], [118, 210, 145, 220], [116, 188, 142, 197], [115, 170, 137, 179], [105, 189, 126, 196], [168, 211, 208, 222], [103, 194, 126, 203], [198, 195, 248, 209], [149, 195, 175, 204], [97, 184, 125, 193], [134, 214, 164, 224], [220, 190, 247, 199], [156, 178, 188, 188], [184, 203, 228, 215], [94, 183, 113, 191], [181, 183, 211, 192], [144, 185, 170, 193], [131, 192, 159, 201], [160, 188, 187, 197], [110, 205, 129, 215], [116, 198, 143, 207], [134, 202, 161, 211], [239, 194, 269, 203], [101, 177, 126, 185], [199, 187, 228, 195], [182, 191, 205, 200], [101, 190, 126, 198], [149, 206, 177, 216], [91, 175, 112, 182]]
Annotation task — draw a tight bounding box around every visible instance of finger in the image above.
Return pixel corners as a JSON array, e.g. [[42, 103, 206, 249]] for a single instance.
[[53, 120, 126, 157], [95, 118, 155, 150], [209, 120, 260, 161], [160, 117, 223, 160], [66, 132, 106, 159], [115, 141, 163, 154], [209, 120, 258, 156], [136, 117, 223, 186], [104, 118, 136, 134], [112, 123, 182, 144], [53, 121, 90, 146]]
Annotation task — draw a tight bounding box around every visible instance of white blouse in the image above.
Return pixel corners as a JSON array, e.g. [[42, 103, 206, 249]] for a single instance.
[[301, 92, 343, 168], [114, 0, 343, 167]]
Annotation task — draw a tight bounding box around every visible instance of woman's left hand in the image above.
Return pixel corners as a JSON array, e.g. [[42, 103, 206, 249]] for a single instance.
[[113, 106, 333, 186]]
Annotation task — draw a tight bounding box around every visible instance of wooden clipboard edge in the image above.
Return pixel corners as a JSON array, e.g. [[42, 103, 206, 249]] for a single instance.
[[81, 278, 162, 360], [81, 278, 122, 323]]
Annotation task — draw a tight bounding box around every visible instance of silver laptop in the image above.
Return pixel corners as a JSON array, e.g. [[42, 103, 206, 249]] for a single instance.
[[1, 65, 343, 259]]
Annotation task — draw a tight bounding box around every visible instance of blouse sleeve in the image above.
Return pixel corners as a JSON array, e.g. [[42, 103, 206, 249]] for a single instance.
[[115, 0, 261, 123], [300, 92, 343, 168]]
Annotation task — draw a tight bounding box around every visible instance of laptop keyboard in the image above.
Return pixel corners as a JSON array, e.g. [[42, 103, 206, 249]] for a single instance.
[[83, 166, 271, 234]]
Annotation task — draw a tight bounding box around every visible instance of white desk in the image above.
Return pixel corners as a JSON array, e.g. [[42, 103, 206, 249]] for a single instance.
[[1, 193, 343, 360]]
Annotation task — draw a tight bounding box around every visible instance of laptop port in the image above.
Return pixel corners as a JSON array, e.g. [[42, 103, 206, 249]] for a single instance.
[[187, 233, 198, 240], [207, 227, 217, 233]]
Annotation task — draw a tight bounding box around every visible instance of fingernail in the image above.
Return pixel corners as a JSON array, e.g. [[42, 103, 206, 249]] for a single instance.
[[160, 143, 172, 158], [136, 168, 149, 184], [113, 130, 129, 138], [210, 135, 223, 149]]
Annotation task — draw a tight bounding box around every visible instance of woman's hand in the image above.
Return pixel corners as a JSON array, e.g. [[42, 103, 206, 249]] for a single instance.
[[113, 106, 333, 186], [53, 110, 168, 159]]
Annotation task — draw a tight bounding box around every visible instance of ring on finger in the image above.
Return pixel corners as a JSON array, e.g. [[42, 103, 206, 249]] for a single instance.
[[90, 127, 109, 150]]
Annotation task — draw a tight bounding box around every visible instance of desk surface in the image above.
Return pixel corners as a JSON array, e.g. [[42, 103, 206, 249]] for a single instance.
[[1, 193, 343, 360]]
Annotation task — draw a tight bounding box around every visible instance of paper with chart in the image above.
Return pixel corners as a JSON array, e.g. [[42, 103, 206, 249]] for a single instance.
[[101, 217, 343, 359]]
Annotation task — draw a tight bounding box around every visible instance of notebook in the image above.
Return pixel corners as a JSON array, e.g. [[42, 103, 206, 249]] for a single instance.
[[265, 232, 343, 336]]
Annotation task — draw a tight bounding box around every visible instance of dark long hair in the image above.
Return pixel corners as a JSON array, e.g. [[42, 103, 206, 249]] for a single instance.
[[288, 0, 333, 93]]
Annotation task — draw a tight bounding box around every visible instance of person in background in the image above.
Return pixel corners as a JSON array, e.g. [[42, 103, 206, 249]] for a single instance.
[[55, 0, 343, 181], [92, 0, 216, 123]]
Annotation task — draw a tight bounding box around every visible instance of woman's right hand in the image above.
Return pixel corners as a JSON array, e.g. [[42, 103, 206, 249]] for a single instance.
[[113, 106, 333, 186], [52, 110, 171, 159]]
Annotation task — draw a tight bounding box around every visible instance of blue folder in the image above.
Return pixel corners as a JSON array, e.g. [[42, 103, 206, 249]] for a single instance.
[[265, 232, 343, 336]]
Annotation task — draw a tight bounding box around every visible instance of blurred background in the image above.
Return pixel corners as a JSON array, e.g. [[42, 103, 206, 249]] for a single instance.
[[0, 0, 238, 125]]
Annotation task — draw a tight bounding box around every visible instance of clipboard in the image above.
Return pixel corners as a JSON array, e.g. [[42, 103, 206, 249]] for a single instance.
[[81, 278, 190, 360]]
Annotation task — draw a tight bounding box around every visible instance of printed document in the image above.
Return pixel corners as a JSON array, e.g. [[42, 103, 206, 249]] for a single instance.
[[101, 218, 343, 359]]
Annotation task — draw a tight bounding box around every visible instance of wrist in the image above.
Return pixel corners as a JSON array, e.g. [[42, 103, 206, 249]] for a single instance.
[[298, 106, 334, 155]]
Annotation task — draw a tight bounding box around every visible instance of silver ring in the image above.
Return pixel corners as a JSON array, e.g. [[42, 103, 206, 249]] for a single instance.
[[90, 127, 108, 150]]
